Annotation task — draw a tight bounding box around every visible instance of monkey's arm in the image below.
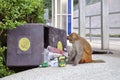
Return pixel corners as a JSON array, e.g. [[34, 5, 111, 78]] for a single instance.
[[73, 41, 83, 65], [67, 48, 76, 64]]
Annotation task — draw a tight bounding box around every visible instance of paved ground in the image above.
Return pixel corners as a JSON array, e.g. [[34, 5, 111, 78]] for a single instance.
[[1, 50, 120, 80]]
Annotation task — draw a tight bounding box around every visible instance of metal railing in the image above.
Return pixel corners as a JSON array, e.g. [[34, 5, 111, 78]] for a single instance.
[[73, 11, 120, 42]]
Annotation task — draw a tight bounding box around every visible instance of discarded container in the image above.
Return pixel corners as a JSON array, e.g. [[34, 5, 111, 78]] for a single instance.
[[39, 62, 49, 68], [58, 56, 66, 67]]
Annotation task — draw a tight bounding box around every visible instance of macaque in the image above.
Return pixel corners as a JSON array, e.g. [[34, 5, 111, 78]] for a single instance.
[[67, 32, 104, 66]]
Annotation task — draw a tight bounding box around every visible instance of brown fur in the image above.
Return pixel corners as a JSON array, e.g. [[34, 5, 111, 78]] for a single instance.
[[67, 32, 104, 66]]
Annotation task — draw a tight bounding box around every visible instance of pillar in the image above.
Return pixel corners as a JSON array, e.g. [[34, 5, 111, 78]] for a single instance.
[[101, 0, 109, 50]]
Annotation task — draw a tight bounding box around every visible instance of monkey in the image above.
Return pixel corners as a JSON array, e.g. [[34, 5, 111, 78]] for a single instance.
[[67, 46, 76, 64], [67, 32, 104, 66]]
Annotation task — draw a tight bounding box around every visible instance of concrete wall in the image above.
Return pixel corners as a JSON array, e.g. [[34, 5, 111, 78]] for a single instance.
[[73, 0, 120, 35]]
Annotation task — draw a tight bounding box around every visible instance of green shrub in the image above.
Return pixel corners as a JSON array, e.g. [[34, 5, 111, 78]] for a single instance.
[[0, 0, 44, 78], [0, 0, 44, 30], [0, 46, 15, 78]]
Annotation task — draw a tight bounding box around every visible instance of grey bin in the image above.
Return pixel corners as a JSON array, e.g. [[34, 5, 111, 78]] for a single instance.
[[7, 23, 67, 67]]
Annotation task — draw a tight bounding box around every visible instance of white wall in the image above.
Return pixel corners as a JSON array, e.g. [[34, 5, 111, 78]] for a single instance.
[[73, 0, 120, 35]]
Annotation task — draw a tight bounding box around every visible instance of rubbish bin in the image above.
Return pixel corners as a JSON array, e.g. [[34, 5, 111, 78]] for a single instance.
[[7, 23, 67, 66]]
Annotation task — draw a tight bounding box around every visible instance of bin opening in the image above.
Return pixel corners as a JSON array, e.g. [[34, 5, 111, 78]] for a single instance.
[[44, 27, 49, 48]]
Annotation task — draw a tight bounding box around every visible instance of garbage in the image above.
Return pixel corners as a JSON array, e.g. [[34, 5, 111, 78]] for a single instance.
[[39, 62, 49, 68], [47, 46, 64, 55], [48, 58, 58, 67], [58, 56, 66, 67], [41, 46, 68, 68]]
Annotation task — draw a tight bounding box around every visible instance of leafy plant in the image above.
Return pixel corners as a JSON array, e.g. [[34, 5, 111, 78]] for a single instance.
[[0, 46, 15, 78], [0, 0, 44, 30], [0, 0, 45, 78]]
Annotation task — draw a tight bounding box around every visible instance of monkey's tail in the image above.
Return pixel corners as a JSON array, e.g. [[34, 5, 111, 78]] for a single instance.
[[92, 60, 105, 63]]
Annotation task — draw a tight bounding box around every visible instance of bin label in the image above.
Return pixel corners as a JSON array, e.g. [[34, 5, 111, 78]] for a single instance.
[[18, 37, 31, 51], [57, 41, 63, 50]]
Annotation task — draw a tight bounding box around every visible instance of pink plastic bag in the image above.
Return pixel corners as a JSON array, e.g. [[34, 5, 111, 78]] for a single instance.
[[47, 46, 64, 54]]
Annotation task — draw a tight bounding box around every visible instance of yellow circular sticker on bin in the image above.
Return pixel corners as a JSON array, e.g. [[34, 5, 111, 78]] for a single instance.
[[57, 41, 63, 50], [19, 37, 30, 51]]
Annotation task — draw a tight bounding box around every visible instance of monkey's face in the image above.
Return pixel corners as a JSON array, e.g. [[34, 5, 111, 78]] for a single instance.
[[67, 35, 74, 43], [67, 32, 80, 43]]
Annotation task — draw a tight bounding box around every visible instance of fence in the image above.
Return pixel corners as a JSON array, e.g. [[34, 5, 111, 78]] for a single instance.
[[73, 11, 120, 42]]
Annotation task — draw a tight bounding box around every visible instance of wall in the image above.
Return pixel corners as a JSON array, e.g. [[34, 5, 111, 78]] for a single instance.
[[73, 0, 120, 35]]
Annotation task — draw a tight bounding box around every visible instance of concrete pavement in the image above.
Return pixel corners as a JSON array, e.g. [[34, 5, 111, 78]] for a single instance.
[[1, 50, 120, 80]]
